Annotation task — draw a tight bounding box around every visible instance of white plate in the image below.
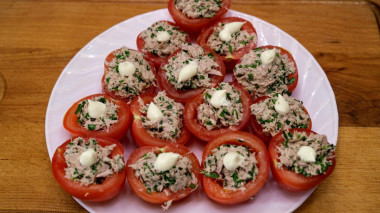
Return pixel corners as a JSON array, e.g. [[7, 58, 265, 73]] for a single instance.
[[45, 9, 338, 213]]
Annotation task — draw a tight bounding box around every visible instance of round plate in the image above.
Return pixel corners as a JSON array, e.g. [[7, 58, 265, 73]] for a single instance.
[[45, 9, 338, 213]]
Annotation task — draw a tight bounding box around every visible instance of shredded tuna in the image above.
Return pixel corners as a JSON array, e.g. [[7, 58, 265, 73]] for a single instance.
[[140, 21, 189, 58], [202, 144, 258, 191], [234, 47, 296, 98], [129, 152, 198, 194], [251, 94, 310, 136], [140, 91, 184, 141], [175, 0, 222, 18], [75, 96, 119, 131], [104, 46, 155, 101], [164, 43, 221, 90], [161, 200, 173, 211], [277, 131, 336, 177], [207, 22, 257, 56], [64, 137, 124, 186], [197, 82, 243, 130]]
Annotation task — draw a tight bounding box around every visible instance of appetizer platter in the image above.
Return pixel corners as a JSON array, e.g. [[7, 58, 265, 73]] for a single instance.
[[45, 3, 338, 212]]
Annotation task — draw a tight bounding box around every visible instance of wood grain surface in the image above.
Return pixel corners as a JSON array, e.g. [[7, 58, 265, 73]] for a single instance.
[[0, 0, 379, 212]]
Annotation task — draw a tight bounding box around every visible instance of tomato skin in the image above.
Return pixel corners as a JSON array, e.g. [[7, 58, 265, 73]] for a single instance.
[[232, 45, 298, 95], [102, 48, 158, 103], [183, 82, 252, 142], [168, 0, 231, 34], [63, 94, 131, 141], [52, 136, 126, 202], [126, 144, 201, 204], [250, 96, 312, 145], [136, 20, 191, 69], [197, 17, 258, 71], [201, 131, 269, 204], [268, 129, 336, 191], [157, 46, 226, 103], [129, 93, 191, 147]]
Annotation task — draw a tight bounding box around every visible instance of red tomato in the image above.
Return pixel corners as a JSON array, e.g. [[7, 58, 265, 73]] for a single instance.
[[268, 128, 336, 191], [136, 20, 191, 69], [184, 82, 252, 142], [126, 144, 201, 204], [129, 93, 191, 147], [102, 48, 157, 103], [250, 96, 312, 145], [157, 47, 226, 103], [201, 131, 269, 204], [168, 0, 231, 34], [52, 136, 126, 202], [232, 45, 298, 95], [63, 94, 131, 141], [197, 17, 258, 71]]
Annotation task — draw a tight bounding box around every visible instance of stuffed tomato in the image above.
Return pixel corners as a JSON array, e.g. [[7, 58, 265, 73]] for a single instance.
[[233, 45, 298, 98], [268, 129, 336, 191], [157, 43, 225, 103], [129, 91, 191, 147], [201, 131, 269, 204], [136, 20, 191, 69], [102, 46, 157, 103], [184, 82, 252, 142], [126, 144, 200, 209], [168, 0, 231, 34], [250, 94, 311, 145], [197, 17, 258, 71], [63, 94, 131, 141], [52, 136, 126, 202]]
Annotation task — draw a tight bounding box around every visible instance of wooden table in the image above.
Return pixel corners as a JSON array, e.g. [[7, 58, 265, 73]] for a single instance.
[[0, 0, 379, 212]]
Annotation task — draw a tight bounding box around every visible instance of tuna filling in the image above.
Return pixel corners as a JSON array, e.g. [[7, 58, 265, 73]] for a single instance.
[[140, 21, 189, 58], [104, 46, 155, 101], [75, 96, 119, 131], [140, 91, 184, 141], [251, 94, 310, 136], [197, 82, 243, 130], [234, 47, 296, 98], [202, 144, 258, 191], [129, 151, 198, 194], [64, 137, 124, 186], [164, 43, 221, 90], [277, 131, 336, 177], [207, 22, 257, 56], [175, 0, 222, 19]]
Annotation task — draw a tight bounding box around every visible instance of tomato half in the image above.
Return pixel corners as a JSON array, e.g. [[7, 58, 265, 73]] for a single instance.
[[136, 20, 191, 69], [157, 47, 226, 103], [183, 82, 252, 142], [201, 131, 269, 204], [268, 129, 336, 191], [197, 17, 258, 71], [250, 96, 312, 145], [232, 45, 298, 95], [126, 144, 201, 204], [52, 136, 126, 202], [102, 48, 157, 103], [129, 93, 191, 147], [63, 94, 131, 141], [168, 0, 231, 34]]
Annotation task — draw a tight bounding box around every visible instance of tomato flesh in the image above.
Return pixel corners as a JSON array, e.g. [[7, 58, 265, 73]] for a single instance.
[[183, 82, 252, 142], [129, 93, 191, 147], [51, 136, 126, 202], [63, 94, 131, 141], [268, 128, 336, 191], [168, 0, 231, 34], [157, 46, 226, 103], [126, 144, 200, 204], [197, 17, 258, 71], [136, 20, 191, 69], [201, 131, 269, 204]]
